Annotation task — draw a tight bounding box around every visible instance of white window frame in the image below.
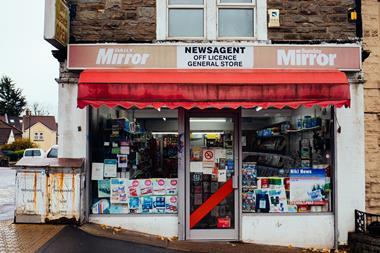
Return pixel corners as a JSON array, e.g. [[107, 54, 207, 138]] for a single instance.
[[157, 0, 267, 41], [216, 0, 256, 40], [34, 132, 39, 141], [166, 0, 206, 40]]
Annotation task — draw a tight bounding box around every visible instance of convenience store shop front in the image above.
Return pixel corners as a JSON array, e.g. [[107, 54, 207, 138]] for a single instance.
[[66, 43, 364, 248]]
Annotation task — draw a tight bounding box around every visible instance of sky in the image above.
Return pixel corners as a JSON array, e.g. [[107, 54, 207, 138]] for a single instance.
[[0, 1, 59, 117]]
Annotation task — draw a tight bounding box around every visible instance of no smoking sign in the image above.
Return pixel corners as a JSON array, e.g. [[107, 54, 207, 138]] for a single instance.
[[203, 149, 215, 162]]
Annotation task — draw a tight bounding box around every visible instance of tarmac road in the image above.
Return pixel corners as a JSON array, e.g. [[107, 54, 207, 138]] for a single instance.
[[38, 226, 187, 253], [0, 167, 15, 221]]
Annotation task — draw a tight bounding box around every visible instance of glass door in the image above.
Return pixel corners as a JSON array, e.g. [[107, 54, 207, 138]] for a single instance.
[[186, 112, 239, 240]]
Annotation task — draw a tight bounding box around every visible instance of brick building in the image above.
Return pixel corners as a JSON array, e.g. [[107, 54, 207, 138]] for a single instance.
[[362, 0, 380, 214], [45, 0, 365, 249]]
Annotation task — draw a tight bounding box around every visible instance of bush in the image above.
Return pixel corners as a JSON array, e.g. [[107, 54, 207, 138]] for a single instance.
[[1, 138, 37, 151], [3, 150, 23, 162]]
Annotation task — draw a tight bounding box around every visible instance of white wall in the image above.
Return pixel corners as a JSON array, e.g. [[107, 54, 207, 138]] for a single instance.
[[89, 215, 178, 238], [335, 83, 365, 244], [242, 214, 334, 248], [58, 83, 87, 158]]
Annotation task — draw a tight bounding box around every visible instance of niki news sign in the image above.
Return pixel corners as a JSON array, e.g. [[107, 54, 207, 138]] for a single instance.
[[68, 44, 361, 71]]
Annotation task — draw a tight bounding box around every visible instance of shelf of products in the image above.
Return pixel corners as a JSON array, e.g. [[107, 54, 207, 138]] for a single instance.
[[91, 117, 179, 215], [242, 111, 332, 213]]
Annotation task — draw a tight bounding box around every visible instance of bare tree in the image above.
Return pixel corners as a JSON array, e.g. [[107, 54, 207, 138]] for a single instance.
[[30, 102, 50, 116]]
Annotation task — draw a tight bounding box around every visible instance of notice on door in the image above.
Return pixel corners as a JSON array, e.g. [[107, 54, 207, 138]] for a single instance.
[[177, 46, 254, 69]]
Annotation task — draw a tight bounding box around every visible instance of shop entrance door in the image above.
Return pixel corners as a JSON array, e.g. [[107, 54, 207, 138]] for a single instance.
[[185, 111, 239, 240]]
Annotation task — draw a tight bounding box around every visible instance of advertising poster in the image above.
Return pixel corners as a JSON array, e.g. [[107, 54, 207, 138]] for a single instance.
[[153, 178, 166, 195], [117, 154, 128, 168], [140, 179, 153, 196], [289, 169, 326, 205], [98, 179, 110, 198], [104, 159, 117, 178], [128, 180, 141, 197], [91, 162, 104, 180], [110, 178, 128, 204]]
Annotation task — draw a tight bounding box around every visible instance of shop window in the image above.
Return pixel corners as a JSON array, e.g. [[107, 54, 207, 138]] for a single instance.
[[90, 108, 178, 215], [158, 0, 267, 40], [241, 106, 334, 213]]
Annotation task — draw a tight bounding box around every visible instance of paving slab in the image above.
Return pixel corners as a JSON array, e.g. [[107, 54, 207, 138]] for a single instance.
[[0, 220, 64, 253]]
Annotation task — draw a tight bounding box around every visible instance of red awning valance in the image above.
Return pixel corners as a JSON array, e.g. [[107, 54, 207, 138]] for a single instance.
[[77, 69, 350, 109]]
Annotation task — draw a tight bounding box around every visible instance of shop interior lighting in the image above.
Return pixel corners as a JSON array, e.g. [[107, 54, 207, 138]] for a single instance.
[[190, 119, 227, 122], [151, 132, 178, 135], [256, 106, 263, 112], [192, 132, 224, 135]]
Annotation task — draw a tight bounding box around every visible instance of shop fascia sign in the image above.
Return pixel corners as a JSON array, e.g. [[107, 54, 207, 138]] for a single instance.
[[44, 0, 69, 49], [68, 43, 361, 71]]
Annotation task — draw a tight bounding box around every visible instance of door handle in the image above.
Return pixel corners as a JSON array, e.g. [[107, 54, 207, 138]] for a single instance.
[[232, 174, 238, 189]]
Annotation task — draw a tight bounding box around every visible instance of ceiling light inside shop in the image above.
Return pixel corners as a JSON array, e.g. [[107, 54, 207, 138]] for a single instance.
[[192, 132, 224, 135], [190, 118, 227, 122], [151, 132, 178, 135]]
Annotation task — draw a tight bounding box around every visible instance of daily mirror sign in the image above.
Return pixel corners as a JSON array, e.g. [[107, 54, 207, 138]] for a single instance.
[[68, 44, 361, 71]]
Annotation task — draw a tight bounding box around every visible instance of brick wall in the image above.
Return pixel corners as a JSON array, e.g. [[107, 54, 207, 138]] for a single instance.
[[68, 0, 357, 43], [268, 0, 357, 41], [363, 0, 380, 213], [69, 0, 156, 43]]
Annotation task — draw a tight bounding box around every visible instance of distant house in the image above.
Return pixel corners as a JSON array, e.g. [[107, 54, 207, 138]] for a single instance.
[[22, 116, 57, 151], [0, 120, 22, 146], [0, 114, 23, 131]]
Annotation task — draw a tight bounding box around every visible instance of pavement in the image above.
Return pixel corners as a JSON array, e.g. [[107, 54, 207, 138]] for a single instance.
[[0, 219, 64, 253], [0, 168, 15, 221]]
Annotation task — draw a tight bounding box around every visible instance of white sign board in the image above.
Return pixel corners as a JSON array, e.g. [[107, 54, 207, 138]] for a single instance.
[[177, 45, 254, 69]]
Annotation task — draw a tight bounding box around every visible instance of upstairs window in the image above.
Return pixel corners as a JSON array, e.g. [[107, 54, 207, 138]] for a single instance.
[[168, 0, 205, 38], [218, 0, 255, 38], [158, 0, 267, 40]]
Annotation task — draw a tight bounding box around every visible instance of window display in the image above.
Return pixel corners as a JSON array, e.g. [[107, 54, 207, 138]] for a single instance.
[[241, 107, 333, 213], [90, 108, 178, 214]]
